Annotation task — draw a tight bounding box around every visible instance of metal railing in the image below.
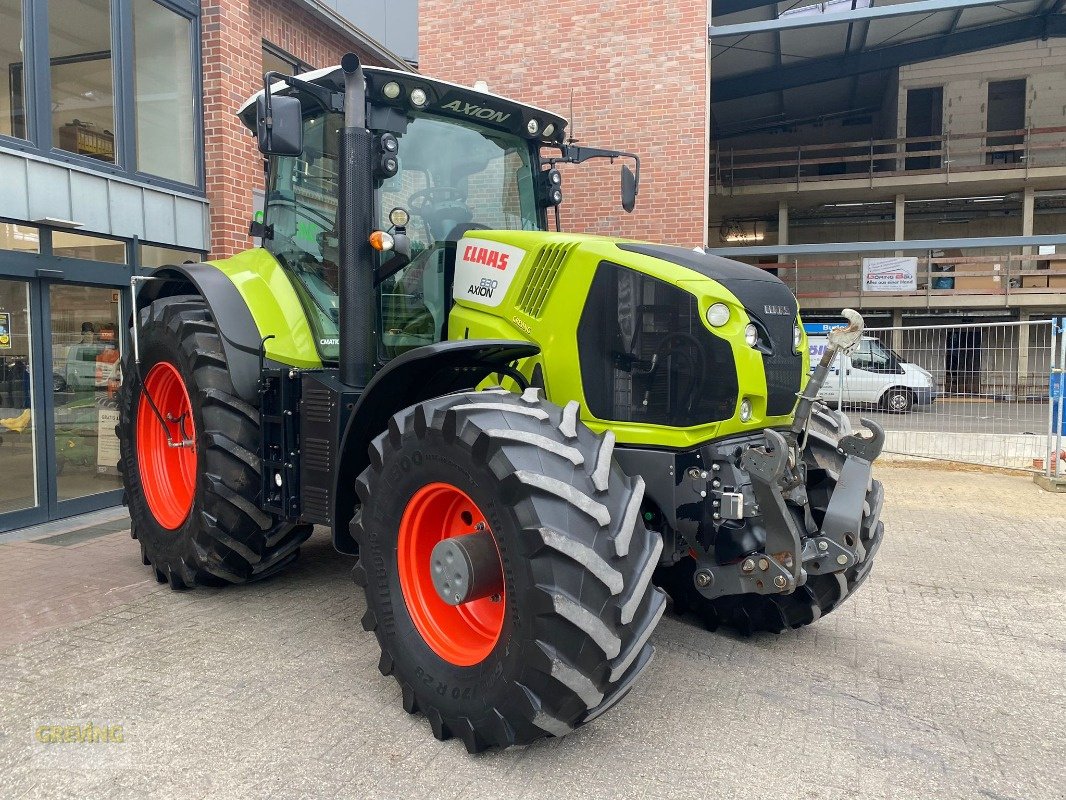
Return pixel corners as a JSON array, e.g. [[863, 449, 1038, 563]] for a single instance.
[[826, 319, 1060, 472], [712, 125, 1066, 190], [775, 250, 1066, 304]]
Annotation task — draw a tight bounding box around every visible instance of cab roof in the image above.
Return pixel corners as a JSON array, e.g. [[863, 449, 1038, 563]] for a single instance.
[[237, 64, 568, 145]]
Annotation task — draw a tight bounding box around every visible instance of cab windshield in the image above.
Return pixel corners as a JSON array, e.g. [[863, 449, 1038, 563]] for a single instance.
[[263, 105, 540, 362]]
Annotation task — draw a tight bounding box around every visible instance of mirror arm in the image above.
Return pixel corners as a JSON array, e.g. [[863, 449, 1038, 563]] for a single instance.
[[261, 71, 342, 126], [545, 143, 641, 196], [373, 231, 412, 286]]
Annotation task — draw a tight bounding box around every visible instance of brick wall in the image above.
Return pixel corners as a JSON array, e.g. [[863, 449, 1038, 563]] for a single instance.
[[201, 0, 383, 258], [418, 1, 709, 248]]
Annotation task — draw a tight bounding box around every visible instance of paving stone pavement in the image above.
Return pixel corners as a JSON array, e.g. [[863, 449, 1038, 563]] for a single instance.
[[0, 465, 1063, 799]]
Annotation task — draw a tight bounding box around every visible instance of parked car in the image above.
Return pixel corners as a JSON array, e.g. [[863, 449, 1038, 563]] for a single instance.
[[807, 330, 936, 412], [53, 343, 104, 392]]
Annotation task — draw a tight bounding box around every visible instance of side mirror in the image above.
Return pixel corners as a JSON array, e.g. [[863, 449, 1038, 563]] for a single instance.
[[256, 93, 302, 156], [621, 164, 637, 213]]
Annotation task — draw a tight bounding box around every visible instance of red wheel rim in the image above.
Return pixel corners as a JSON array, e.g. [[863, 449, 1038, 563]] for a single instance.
[[136, 362, 197, 530], [398, 482, 505, 666]]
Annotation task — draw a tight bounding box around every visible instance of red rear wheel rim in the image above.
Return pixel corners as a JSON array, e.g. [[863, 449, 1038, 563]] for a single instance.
[[398, 482, 505, 666], [136, 362, 197, 530]]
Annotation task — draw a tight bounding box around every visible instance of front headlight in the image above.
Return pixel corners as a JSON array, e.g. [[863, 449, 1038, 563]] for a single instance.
[[739, 397, 753, 422], [706, 303, 730, 327], [744, 323, 759, 348], [794, 323, 802, 352]]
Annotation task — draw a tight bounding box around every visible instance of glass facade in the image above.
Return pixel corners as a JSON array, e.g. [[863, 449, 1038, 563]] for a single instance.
[[0, 279, 37, 514], [49, 284, 123, 501], [49, 0, 116, 163], [139, 243, 201, 268], [1, 0, 201, 188], [0, 223, 40, 254], [134, 0, 196, 184], [52, 232, 127, 263], [0, 0, 25, 139]]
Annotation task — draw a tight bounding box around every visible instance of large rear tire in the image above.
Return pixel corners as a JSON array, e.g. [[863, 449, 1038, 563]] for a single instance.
[[117, 295, 311, 589], [656, 405, 884, 635], [352, 389, 667, 752]]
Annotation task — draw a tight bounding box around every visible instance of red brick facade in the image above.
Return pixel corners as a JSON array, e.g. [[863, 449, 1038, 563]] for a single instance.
[[419, 1, 709, 248], [201, 0, 385, 258]]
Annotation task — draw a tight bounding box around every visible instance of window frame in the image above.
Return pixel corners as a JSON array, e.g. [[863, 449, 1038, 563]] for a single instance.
[[0, 0, 204, 193], [262, 41, 313, 76]]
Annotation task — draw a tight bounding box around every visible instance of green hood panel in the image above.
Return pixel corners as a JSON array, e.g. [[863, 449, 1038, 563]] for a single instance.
[[206, 248, 323, 369], [447, 231, 809, 448]]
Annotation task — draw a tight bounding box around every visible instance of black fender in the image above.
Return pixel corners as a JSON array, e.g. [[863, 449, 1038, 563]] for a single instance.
[[332, 339, 540, 554], [135, 264, 265, 404]]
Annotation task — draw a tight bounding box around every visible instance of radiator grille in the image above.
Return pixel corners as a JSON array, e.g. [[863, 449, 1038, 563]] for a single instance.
[[516, 243, 575, 318]]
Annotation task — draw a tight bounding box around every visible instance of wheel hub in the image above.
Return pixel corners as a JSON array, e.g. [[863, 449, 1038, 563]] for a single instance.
[[397, 482, 505, 666], [136, 361, 197, 530], [430, 528, 503, 605]]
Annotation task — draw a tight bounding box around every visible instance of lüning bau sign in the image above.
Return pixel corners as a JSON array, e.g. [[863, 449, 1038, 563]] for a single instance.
[[862, 256, 918, 292]]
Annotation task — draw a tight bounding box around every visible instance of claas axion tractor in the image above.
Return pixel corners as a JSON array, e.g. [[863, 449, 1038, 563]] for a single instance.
[[117, 53, 887, 752]]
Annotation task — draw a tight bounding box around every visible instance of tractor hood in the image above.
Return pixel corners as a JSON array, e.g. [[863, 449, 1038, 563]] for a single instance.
[[237, 65, 569, 146], [616, 242, 799, 323]]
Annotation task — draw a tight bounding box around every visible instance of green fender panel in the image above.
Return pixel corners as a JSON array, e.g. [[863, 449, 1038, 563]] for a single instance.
[[205, 248, 323, 370]]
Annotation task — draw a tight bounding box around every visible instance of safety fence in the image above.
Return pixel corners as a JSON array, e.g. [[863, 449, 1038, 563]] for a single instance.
[[777, 249, 1066, 305], [712, 124, 1066, 190], [821, 319, 1064, 473]]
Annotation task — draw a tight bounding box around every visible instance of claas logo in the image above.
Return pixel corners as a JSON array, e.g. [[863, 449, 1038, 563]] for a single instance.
[[463, 244, 509, 270]]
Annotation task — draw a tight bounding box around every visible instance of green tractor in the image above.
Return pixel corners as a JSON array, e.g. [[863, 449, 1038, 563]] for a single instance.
[[117, 54, 885, 752]]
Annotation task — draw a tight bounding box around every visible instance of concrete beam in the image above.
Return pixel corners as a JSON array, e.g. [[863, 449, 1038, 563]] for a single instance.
[[706, 234, 1066, 258], [710, 0, 1007, 38], [712, 15, 1066, 101]]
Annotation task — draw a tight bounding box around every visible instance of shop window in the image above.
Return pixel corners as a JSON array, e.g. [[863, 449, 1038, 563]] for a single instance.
[[0, 222, 40, 254], [139, 243, 202, 268], [49, 0, 116, 163], [133, 0, 196, 185], [1, 0, 26, 139], [52, 232, 126, 264]]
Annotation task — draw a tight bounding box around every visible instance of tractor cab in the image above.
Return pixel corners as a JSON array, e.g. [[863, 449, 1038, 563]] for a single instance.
[[237, 67, 573, 362]]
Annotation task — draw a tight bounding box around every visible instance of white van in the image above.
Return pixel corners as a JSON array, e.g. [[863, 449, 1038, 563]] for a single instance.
[[806, 326, 936, 412]]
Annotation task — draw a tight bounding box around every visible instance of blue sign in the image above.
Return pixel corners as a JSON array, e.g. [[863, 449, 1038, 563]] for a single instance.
[[803, 322, 847, 334]]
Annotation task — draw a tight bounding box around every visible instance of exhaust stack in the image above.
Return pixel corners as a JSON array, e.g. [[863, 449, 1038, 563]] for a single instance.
[[338, 52, 376, 390]]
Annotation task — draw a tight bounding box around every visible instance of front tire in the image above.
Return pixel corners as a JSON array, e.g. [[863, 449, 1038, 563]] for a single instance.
[[117, 295, 311, 589], [353, 389, 667, 752]]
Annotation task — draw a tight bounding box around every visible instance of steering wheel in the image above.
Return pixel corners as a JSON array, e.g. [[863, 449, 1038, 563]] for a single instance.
[[408, 186, 466, 214]]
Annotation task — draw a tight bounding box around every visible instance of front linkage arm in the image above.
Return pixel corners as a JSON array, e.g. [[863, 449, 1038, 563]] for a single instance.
[[690, 309, 886, 601]]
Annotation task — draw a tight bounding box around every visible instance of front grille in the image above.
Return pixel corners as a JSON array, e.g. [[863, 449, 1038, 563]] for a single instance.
[[757, 313, 803, 416]]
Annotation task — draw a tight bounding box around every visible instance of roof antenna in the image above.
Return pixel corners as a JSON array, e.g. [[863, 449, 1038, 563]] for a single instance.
[[567, 88, 578, 145]]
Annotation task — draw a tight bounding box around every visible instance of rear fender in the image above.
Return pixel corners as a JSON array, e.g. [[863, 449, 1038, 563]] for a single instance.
[[332, 339, 539, 554], [135, 250, 322, 404], [135, 264, 265, 404]]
